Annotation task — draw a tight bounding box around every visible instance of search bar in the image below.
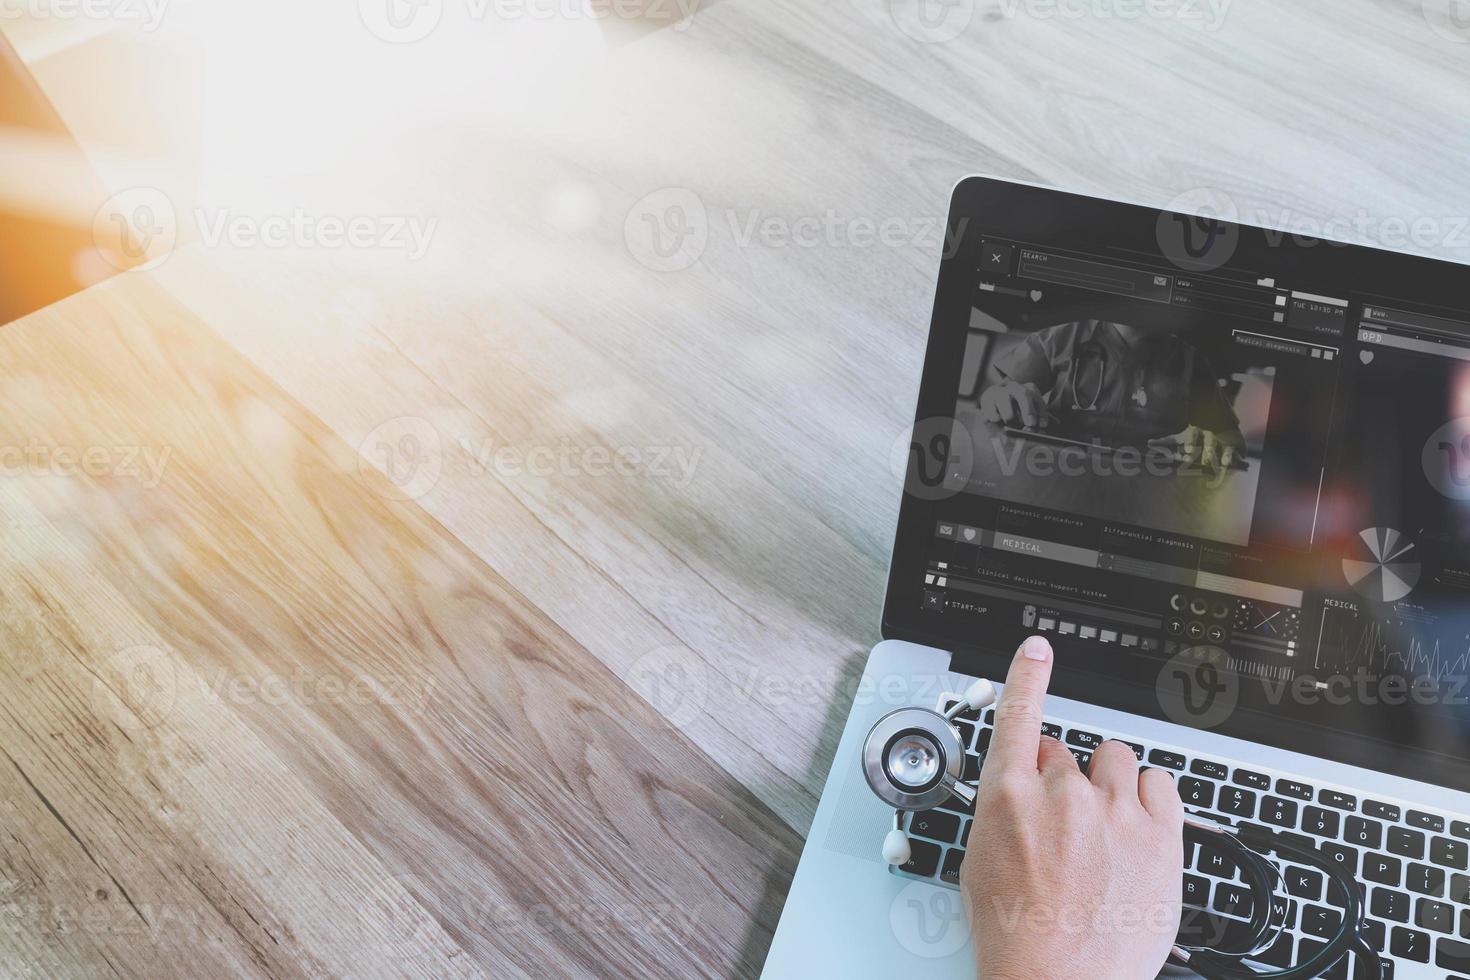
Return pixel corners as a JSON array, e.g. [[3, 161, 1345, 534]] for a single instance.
[[1017, 249, 1174, 304], [1362, 305, 1470, 342]]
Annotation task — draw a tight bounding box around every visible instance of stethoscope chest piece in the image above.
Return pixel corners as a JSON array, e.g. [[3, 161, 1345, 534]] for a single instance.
[[862, 707, 967, 812], [860, 679, 994, 868]]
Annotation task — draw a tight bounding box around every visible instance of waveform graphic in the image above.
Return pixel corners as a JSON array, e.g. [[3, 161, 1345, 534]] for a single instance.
[[1385, 637, 1470, 685], [1316, 607, 1470, 685]]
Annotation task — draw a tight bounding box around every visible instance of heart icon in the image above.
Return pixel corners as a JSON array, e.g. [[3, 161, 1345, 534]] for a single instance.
[[1030, 290, 1043, 302], [1360, 350, 1375, 365], [962, 528, 977, 542]]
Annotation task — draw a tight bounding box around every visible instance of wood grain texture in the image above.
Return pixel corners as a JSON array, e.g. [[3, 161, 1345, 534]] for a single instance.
[[8, 1, 1470, 974], [0, 274, 798, 978]]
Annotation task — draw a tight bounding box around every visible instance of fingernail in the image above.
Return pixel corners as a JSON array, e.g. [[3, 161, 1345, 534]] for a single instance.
[[1021, 636, 1051, 661]]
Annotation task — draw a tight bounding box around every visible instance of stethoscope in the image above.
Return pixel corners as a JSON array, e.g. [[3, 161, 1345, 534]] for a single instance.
[[1069, 339, 1109, 412], [1067, 335, 1152, 413], [861, 682, 1385, 979]]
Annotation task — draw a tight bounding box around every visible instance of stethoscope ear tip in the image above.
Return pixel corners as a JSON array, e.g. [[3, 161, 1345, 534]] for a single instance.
[[882, 828, 911, 866], [959, 678, 996, 713]]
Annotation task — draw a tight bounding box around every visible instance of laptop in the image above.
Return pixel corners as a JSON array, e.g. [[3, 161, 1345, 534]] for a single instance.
[[763, 175, 1470, 979]]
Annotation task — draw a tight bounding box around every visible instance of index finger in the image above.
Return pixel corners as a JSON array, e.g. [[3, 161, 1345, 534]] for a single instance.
[[986, 635, 1054, 772]]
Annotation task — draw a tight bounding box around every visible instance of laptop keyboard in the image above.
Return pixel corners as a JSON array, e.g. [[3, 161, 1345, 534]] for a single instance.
[[892, 695, 1470, 978]]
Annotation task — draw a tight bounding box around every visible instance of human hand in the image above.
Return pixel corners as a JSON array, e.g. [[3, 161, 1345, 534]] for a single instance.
[[1147, 425, 1243, 473], [960, 636, 1184, 980], [978, 381, 1050, 430]]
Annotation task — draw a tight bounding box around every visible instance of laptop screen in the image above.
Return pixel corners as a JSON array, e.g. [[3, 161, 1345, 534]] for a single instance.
[[886, 177, 1470, 792]]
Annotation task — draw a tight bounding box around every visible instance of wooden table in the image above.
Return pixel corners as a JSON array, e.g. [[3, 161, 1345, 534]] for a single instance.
[[5, 2, 1470, 975]]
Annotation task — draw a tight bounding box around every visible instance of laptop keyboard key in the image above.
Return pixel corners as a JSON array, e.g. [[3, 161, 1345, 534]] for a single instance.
[[1433, 836, 1469, 870], [1245, 825, 1311, 859], [1301, 904, 1341, 939], [954, 719, 976, 749], [1233, 769, 1270, 790], [940, 848, 964, 886], [1373, 887, 1411, 922], [1318, 790, 1356, 811], [1389, 826, 1427, 859], [1276, 779, 1313, 801], [1178, 777, 1215, 809], [1362, 917, 1386, 952], [1183, 873, 1210, 906], [939, 792, 974, 816], [1326, 873, 1365, 910], [1409, 810, 1446, 833], [1286, 866, 1323, 900], [1303, 805, 1340, 839], [1345, 816, 1383, 849], [900, 838, 941, 878], [1408, 862, 1446, 897], [1358, 799, 1393, 822], [1178, 908, 1245, 949], [1391, 925, 1431, 963], [1191, 760, 1228, 780], [1148, 749, 1185, 770], [1364, 853, 1402, 886], [1255, 930, 1293, 968], [1440, 937, 1470, 972], [1319, 842, 1357, 875], [1219, 786, 1256, 818], [1196, 842, 1239, 880], [1261, 796, 1298, 827], [1040, 722, 1061, 739], [1416, 898, 1454, 934], [910, 810, 962, 843], [1269, 894, 1297, 931], [1065, 729, 1102, 750], [1363, 799, 1400, 821], [1453, 820, 1470, 841], [1451, 873, 1470, 905], [1213, 882, 1253, 918]]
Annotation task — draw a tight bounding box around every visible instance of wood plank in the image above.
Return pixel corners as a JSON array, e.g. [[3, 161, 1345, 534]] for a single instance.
[[152, 243, 882, 834], [0, 274, 798, 978], [0, 481, 484, 980]]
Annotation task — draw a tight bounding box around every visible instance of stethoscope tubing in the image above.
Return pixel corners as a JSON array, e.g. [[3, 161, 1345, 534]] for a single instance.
[[1068, 340, 1108, 412], [1177, 820, 1382, 979]]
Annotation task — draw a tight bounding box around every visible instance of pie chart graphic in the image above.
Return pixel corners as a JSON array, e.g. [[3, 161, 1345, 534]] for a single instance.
[[1342, 527, 1420, 603]]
